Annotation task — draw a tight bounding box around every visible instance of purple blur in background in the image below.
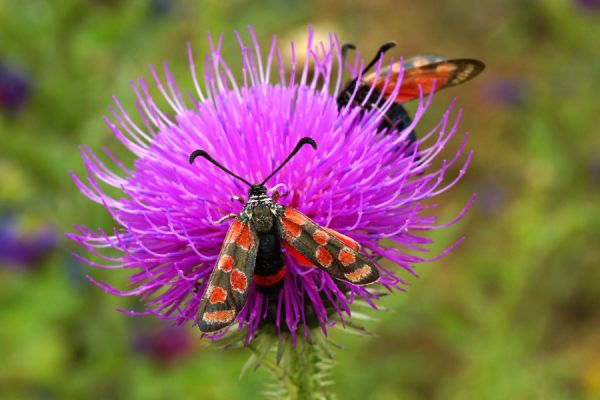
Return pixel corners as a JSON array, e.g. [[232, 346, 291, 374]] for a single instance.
[[0, 63, 31, 114], [0, 215, 57, 269], [575, 0, 600, 11], [480, 77, 528, 107]]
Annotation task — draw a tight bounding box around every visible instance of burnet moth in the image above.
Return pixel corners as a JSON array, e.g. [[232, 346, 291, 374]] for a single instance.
[[337, 42, 485, 143], [189, 137, 380, 332]]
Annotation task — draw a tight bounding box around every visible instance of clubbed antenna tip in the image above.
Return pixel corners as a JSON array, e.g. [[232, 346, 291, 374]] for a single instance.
[[341, 43, 356, 62], [361, 42, 397, 76], [260, 137, 318, 185], [188, 148, 253, 187], [189, 149, 210, 165], [298, 137, 317, 150]]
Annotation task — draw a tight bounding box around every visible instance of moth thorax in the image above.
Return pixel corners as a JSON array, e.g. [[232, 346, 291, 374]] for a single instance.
[[252, 204, 275, 233]]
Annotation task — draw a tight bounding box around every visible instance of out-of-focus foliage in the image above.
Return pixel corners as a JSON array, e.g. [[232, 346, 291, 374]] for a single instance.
[[1, 0, 598, 399]]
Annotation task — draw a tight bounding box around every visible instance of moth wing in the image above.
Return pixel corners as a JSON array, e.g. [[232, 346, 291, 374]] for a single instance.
[[402, 54, 447, 69], [281, 226, 361, 268], [198, 219, 258, 333], [277, 207, 379, 285], [363, 57, 485, 103]]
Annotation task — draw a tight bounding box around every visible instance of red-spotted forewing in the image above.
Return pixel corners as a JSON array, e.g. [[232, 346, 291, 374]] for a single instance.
[[197, 219, 258, 332], [278, 207, 378, 285]]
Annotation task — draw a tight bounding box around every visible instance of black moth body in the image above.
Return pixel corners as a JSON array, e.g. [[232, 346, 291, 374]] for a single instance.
[[245, 185, 286, 296]]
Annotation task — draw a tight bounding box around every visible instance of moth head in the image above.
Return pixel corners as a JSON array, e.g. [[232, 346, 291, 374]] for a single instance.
[[248, 185, 268, 197]]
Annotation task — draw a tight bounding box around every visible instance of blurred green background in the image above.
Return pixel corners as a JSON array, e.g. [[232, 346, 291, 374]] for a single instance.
[[1, 0, 599, 399]]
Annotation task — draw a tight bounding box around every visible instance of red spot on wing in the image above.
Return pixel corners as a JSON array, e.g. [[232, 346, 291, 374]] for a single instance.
[[217, 255, 234, 272], [237, 224, 255, 250], [231, 269, 247, 293], [282, 241, 313, 268], [209, 287, 227, 304], [225, 220, 243, 244], [338, 247, 356, 266], [253, 266, 286, 286], [313, 230, 330, 246], [282, 218, 302, 240], [344, 264, 374, 283], [284, 208, 308, 225], [203, 309, 235, 324], [315, 246, 333, 268], [324, 228, 360, 250]]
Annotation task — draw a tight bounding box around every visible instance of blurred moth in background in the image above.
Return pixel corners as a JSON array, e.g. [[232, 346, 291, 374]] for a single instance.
[[189, 138, 380, 332], [338, 42, 485, 147]]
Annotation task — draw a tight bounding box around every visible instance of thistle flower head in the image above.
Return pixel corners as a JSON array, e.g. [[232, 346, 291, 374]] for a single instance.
[[69, 27, 472, 344]]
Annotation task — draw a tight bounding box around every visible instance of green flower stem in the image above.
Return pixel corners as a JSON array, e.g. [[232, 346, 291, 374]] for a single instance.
[[246, 332, 336, 400], [290, 344, 311, 399]]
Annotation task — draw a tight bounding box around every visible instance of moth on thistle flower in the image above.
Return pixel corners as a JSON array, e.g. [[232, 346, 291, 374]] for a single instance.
[[69, 26, 476, 343], [338, 42, 485, 145], [189, 137, 379, 332]]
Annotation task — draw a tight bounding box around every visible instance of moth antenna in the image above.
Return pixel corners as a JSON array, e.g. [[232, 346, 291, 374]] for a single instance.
[[360, 41, 397, 77], [189, 149, 253, 187], [341, 43, 356, 64], [260, 137, 317, 185]]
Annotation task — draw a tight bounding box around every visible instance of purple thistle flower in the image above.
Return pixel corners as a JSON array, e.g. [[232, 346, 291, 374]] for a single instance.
[[68, 27, 473, 344]]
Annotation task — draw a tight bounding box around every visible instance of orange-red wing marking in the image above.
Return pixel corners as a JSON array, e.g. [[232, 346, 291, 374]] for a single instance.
[[324, 228, 360, 251], [282, 241, 314, 268], [198, 218, 258, 333], [362, 57, 485, 104], [278, 207, 379, 285]]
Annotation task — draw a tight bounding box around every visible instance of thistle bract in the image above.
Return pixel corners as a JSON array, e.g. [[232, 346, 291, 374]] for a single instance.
[[69, 27, 472, 344]]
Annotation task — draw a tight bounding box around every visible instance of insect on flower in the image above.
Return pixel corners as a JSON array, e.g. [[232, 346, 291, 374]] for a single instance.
[[69, 27, 476, 342], [337, 42, 485, 144], [189, 137, 380, 333]]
